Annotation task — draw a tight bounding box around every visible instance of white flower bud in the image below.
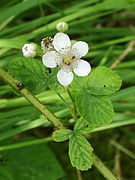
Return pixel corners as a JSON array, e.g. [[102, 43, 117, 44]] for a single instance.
[[30, 43, 37, 49], [22, 43, 37, 57], [56, 22, 68, 32]]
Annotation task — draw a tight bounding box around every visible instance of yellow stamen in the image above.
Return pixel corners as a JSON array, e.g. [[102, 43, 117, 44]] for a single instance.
[[64, 56, 72, 65]]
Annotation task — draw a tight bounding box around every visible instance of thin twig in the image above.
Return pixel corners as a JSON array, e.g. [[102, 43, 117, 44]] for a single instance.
[[56, 91, 75, 120], [114, 151, 122, 180], [110, 140, 135, 160], [93, 153, 118, 180], [0, 68, 64, 129], [110, 40, 135, 70], [66, 87, 78, 121], [76, 169, 83, 180]]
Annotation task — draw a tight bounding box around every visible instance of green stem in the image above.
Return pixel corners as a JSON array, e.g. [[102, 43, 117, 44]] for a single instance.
[[93, 153, 118, 180], [66, 87, 78, 121], [90, 119, 135, 133], [56, 91, 75, 118], [0, 137, 52, 151], [49, 83, 75, 120], [76, 169, 83, 180], [0, 68, 64, 129]]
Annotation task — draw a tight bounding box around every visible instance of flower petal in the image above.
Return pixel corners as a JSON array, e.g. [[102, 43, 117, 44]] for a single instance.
[[53, 33, 71, 54], [72, 41, 89, 58], [22, 44, 35, 53], [23, 51, 31, 57], [57, 69, 74, 86], [42, 51, 61, 68], [73, 59, 91, 77]]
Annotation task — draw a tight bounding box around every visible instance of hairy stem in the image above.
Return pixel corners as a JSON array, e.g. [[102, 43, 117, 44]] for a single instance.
[[0, 68, 64, 129], [93, 153, 118, 180]]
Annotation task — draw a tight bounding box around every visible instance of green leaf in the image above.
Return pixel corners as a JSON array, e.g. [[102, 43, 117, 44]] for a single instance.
[[9, 57, 48, 94], [76, 92, 114, 126], [48, 68, 62, 90], [70, 66, 121, 127], [74, 118, 94, 134], [86, 66, 122, 95], [69, 134, 93, 170], [0, 137, 65, 180], [70, 66, 122, 97], [70, 75, 88, 97], [53, 129, 73, 142]]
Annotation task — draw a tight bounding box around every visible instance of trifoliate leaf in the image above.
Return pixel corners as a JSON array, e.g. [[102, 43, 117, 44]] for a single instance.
[[53, 129, 73, 142], [86, 66, 122, 95], [76, 92, 114, 126], [69, 134, 93, 171], [9, 57, 48, 94], [74, 118, 94, 134]]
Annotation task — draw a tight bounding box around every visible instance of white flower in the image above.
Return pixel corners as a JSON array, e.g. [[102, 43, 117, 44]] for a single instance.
[[42, 33, 91, 86], [22, 43, 36, 57]]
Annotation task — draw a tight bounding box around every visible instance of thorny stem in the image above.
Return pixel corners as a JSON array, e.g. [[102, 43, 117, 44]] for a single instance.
[[0, 68, 64, 129], [110, 40, 135, 69], [0, 69, 119, 180], [93, 154, 118, 180]]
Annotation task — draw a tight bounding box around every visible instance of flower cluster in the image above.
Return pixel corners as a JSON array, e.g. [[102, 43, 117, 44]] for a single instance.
[[22, 22, 91, 86]]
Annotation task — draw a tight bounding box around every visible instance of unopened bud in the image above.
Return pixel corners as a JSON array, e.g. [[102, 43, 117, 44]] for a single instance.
[[56, 22, 68, 32], [30, 43, 37, 49], [22, 43, 36, 57]]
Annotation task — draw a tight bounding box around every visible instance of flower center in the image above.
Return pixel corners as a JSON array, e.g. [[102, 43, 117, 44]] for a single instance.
[[64, 56, 72, 65]]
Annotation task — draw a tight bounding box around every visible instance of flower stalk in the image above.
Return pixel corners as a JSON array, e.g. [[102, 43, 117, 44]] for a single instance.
[[66, 86, 78, 121]]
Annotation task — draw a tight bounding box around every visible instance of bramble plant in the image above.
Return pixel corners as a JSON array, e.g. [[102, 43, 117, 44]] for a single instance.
[[1, 0, 135, 178], [0, 20, 123, 178]]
